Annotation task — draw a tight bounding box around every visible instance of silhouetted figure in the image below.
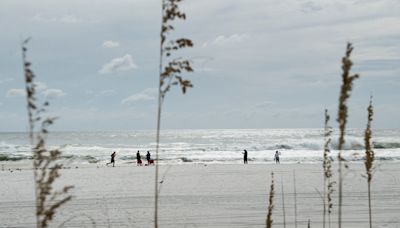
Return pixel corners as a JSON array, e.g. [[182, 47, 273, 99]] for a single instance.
[[274, 151, 280, 164], [106, 151, 116, 167], [146, 151, 151, 165], [136, 150, 142, 166], [243, 149, 248, 164]]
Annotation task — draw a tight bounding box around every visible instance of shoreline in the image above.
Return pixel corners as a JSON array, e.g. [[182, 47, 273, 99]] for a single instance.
[[1, 159, 399, 170]]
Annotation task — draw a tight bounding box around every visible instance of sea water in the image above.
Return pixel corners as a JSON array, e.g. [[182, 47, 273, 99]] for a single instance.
[[0, 129, 399, 165]]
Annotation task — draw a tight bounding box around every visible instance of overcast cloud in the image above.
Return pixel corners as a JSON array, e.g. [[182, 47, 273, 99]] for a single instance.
[[0, 0, 399, 131]]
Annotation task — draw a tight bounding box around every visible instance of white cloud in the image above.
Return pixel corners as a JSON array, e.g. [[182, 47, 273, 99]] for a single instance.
[[211, 34, 250, 46], [99, 54, 137, 74], [6, 89, 25, 97], [43, 89, 66, 99], [102, 40, 120, 48], [60, 15, 81, 24], [32, 14, 54, 22], [32, 14, 82, 24], [35, 82, 48, 92], [121, 88, 157, 105], [6, 86, 65, 99]]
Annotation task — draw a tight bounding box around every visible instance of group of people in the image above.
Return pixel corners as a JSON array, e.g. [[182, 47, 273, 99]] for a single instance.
[[107, 149, 281, 167], [106, 150, 153, 167], [136, 150, 154, 166], [242, 149, 281, 164]]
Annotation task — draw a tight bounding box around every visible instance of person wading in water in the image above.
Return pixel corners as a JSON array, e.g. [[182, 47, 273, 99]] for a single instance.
[[243, 149, 248, 164], [136, 150, 142, 166], [274, 150, 281, 164], [146, 151, 151, 165]]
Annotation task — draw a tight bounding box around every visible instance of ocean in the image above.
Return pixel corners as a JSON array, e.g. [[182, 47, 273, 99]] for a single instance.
[[1, 129, 399, 165]]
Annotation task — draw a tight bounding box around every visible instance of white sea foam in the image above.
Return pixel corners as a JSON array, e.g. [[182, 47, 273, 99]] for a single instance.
[[0, 129, 399, 164]]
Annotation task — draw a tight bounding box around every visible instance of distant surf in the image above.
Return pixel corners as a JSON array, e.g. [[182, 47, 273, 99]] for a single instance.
[[0, 129, 399, 164]]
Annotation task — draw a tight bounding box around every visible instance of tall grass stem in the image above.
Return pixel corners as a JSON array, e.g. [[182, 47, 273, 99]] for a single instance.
[[336, 42, 359, 228]]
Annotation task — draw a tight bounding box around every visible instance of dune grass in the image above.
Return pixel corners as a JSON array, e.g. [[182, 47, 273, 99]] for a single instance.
[[323, 109, 334, 228], [364, 96, 375, 228], [22, 38, 73, 228], [266, 172, 275, 228], [336, 42, 359, 228], [280, 176, 286, 228], [155, 0, 194, 227], [293, 170, 298, 228]]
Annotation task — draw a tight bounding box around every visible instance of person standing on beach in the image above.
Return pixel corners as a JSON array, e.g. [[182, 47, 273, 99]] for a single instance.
[[146, 151, 151, 165], [106, 151, 116, 167], [274, 150, 280, 164], [136, 150, 142, 166], [243, 149, 248, 164]]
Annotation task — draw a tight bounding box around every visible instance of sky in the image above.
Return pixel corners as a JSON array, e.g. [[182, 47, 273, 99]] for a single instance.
[[0, 0, 399, 131]]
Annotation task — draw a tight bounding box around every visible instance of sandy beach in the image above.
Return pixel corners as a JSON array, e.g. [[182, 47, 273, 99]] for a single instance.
[[1, 162, 399, 227], [1, 0, 399, 227]]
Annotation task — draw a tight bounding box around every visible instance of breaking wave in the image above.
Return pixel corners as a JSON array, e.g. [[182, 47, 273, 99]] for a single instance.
[[0, 154, 32, 161], [1, 129, 399, 164], [373, 142, 400, 149]]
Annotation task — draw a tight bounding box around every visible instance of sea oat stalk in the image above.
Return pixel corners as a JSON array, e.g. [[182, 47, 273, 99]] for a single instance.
[[22, 39, 73, 228], [266, 172, 275, 228], [293, 170, 297, 228], [336, 42, 359, 228], [323, 109, 334, 228], [280, 176, 286, 228], [155, 1, 194, 227], [364, 96, 374, 228]]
